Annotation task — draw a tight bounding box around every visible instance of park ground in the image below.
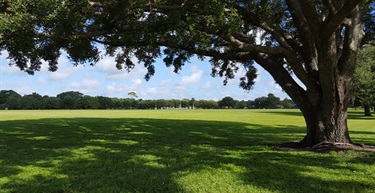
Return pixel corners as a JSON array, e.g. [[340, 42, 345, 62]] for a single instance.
[[0, 109, 374, 193]]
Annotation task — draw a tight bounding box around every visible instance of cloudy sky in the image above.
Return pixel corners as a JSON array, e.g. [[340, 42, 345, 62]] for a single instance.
[[0, 50, 289, 101]]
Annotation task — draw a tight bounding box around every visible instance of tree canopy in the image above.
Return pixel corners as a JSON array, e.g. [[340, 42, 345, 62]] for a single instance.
[[1, 0, 374, 148], [2, 1, 372, 87], [128, 91, 138, 98], [219, 96, 236, 109]]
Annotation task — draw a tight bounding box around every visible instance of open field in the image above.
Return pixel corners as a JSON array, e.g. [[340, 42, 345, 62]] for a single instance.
[[0, 109, 374, 193]]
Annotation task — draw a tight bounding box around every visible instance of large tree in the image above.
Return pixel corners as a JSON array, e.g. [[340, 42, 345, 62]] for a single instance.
[[57, 91, 84, 109], [219, 96, 236, 109], [1, 0, 374, 147]]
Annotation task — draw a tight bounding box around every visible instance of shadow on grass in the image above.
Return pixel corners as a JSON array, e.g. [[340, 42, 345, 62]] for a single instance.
[[0, 118, 374, 192], [258, 109, 375, 120], [257, 110, 303, 117], [347, 111, 375, 120]]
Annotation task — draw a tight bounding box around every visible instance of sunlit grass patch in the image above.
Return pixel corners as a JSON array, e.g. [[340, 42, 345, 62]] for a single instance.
[[117, 139, 139, 145], [26, 136, 51, 140], [175, 167, 261, 193], [128, 131, 153, 135]]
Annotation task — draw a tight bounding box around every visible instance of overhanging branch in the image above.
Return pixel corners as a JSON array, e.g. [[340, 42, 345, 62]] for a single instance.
[[224, 34, 289, 56], [234, 4, 302, 52], [298, 0, 321, 35], [324, 0, 368, 37]]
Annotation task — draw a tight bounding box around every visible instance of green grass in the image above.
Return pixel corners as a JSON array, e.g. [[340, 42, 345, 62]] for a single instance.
[[0, 109, 374, 193]]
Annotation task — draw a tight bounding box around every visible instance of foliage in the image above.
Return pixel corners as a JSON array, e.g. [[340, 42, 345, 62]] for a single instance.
[[219, 96, 236, 109], [20, 93, 42, 109], [351, 45, 375, 110], [0, 1, 372, 89], [41, 96, 60, 109], [0, 109, 374, 192], [0, 90, 20, 104], [79, 95, 100, 109], [57, 91, 84, 109], [281, 98, 295, 109], [128, 91, 138, 98], [0, 90, 295, 110], [253, 93, 281, 109]]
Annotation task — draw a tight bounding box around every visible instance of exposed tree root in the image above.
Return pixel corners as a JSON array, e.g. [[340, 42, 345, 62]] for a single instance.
[[274, 141, 375, 153]]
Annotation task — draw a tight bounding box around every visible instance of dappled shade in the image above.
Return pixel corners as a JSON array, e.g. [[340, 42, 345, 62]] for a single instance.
[[0, 112, 374, 192]]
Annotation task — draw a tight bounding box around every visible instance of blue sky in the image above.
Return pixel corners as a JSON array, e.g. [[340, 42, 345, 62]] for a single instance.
[[0, 50, 288, 101]]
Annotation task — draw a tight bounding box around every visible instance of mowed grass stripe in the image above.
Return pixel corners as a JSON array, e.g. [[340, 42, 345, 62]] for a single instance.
[[0, 109, 374, 193]]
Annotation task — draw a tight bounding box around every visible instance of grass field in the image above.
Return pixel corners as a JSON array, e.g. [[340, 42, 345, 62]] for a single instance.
[[0, 109, 374, 193]]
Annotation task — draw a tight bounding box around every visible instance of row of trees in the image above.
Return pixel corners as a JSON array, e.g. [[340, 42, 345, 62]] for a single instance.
[[0, 90, 296, 110]]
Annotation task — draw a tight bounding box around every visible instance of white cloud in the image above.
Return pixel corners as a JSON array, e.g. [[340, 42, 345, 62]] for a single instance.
[[95, 56, 117, 72], [46, 56, 85, 81], [65, 79, 102, 96], [39, 60, 51, 73], [94, 55, 147, 81], [146, 87, 158, 95], [0, 51, 8, 60], [0, 51, 71, 77], [172, 65, 203, 94], [105, 82, 144, 98], [0, 52, 28, 76], [159, 79, 172, 87], [132, 78, 142, 86], [179, 65, 203, 86], [0, 65, 25, 76], [6, 81, 33, 96], [201, 81, 212, 89], [142, 86, 174, 99], [37, 77, 48, 84], [83, 79, 102, 88], [49, 69, 77, 81]]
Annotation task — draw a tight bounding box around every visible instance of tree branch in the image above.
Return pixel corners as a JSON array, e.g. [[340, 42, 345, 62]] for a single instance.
[[254, 53, 309, 111], [88, 1, 103, 7], [337, 5, 365, 75], [323, 0, 337, 15], [324, 0, 368, 37], [224, 34, 289, 56], [225, 32, 319, 95], [285, 0, 319, 79], [91, 36, 256, 62], [283, 52, 320, 95], [132, 1, 187, 12], [285, 0, 317, 41], [234, 5, 302, 51], [298, 0, 321, 35]]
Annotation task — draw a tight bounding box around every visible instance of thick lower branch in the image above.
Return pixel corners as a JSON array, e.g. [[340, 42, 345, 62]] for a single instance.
[[254, 53, 309, 111]]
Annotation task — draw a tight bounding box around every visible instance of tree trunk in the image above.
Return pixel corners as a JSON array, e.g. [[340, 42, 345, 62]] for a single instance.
[[364, 105, 372, 116], [259, 53, 354, 148], [299, 106, 352, 147], [251, 3, 364, 149]]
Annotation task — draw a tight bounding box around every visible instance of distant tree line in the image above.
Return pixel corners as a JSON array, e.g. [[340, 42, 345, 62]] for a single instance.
[[0, 90, 298, 110]]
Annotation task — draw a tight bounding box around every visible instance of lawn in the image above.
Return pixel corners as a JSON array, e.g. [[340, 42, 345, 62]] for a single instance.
[[0, 109, 374, 193]]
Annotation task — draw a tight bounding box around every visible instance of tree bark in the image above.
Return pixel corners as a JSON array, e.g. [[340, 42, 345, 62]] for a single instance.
[[289, 5, 364, 148], [299, 104, 352, 147], [364, 105, 372, 116]]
